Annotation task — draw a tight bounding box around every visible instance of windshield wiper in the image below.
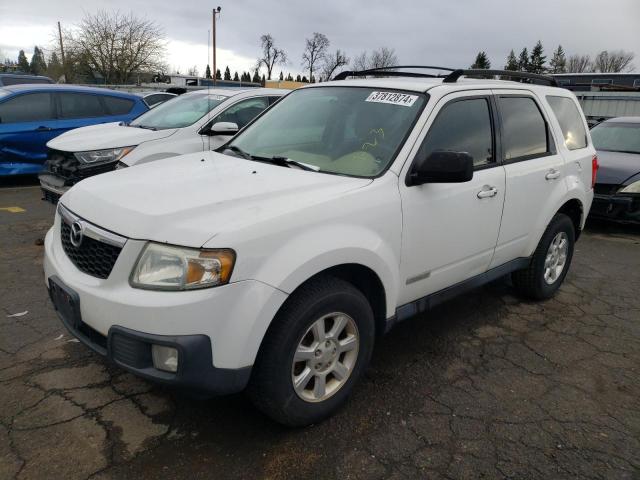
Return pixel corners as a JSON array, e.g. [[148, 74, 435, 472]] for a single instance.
[[223, 145, 253, 160], [134, 125, 157, 131], [268, 156, 320, 171], [222, 146, 320, 171]]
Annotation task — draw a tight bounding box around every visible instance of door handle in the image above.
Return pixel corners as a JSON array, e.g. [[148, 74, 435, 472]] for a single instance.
[[477, 186, 498, 199], [35, 126, 52, 132], [545, 168, 561, 180]]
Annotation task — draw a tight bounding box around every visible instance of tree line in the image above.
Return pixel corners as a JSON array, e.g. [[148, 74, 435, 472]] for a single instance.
[[471, 41, 635, 74]]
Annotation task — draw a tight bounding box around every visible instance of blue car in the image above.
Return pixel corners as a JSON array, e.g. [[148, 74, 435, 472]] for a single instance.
[[0, 85, 148, 175]]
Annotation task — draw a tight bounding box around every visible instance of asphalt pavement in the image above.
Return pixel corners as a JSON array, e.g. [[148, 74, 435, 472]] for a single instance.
[[1, 179, 639, 479]]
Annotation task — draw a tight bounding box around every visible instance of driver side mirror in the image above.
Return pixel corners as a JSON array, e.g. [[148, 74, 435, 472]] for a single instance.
[[205, 121, 239, 136], [408, 150, 474, 186]]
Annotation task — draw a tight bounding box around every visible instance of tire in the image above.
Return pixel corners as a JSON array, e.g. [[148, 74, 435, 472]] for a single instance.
[[512, 213, 575, 300], [248, 275, 375, 427]]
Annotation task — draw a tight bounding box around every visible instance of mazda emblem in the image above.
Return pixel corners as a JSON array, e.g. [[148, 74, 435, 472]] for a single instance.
[[70, 221, 84, 247]]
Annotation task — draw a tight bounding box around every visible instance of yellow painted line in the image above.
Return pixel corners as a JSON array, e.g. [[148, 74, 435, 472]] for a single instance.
[[0, 207, 25, 213]]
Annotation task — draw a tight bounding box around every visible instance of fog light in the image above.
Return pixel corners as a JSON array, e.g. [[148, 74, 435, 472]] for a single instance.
[[152, 345, 179, 373]]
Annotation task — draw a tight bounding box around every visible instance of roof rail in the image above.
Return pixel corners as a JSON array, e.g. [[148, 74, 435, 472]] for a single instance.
[[333, 65, 456, 81], [443, 69, 558, 86]]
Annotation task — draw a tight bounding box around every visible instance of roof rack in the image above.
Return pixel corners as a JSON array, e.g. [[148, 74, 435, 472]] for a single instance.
[[333, 66, 558, 87], [333, 65, 456, 81], [443, 69, 558, 86]]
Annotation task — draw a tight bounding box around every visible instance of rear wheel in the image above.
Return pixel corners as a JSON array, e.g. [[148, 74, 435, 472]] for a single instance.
[[512, 213, 575, 300], [248, 275, 375, 426]]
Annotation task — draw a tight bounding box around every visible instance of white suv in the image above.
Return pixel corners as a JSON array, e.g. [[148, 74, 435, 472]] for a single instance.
[[44, 67, 596, 426]]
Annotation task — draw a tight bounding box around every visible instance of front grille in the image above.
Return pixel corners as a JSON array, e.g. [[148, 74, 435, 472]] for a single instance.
[[60, 221, 122, 279], [46, 149, 118, 185], [41, 188, 61, 204]]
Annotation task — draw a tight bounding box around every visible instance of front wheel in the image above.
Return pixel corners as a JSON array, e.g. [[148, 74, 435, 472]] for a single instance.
[[512, 213, 575, 300], [248, 276, 375, 427]]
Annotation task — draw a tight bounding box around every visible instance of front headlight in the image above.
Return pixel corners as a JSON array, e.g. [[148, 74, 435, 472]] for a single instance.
[[74, 146, 135, 164], [619, 180, 640, 194], [130, 243, 235, 290]]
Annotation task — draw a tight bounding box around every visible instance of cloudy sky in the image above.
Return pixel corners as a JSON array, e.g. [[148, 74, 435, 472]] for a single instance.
[[1, 0, 639, 77]]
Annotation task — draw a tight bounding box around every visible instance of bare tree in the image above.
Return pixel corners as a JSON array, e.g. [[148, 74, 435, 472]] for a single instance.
[[566, 54, 592, 73], [593, 50, 635, 73], [302, 32, 330, 82], [187, 65, 199, 76], [322, 49, 349, 80], [256, 34, 287, 80], [352, 51, 369, 71], [68, 10, 166, 84], [351, 47, 398, 71]]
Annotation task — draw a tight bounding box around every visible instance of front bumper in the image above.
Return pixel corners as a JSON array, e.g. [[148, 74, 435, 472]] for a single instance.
[[590, 193, 640, 223], [49, 277, 250, 395], [44, 210, 288, 393]]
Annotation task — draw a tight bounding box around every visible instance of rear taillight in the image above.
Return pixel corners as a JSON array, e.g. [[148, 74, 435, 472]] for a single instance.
[[591, 155, 599, 189]]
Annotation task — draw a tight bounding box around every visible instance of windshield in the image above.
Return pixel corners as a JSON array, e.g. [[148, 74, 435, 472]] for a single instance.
[[225, 87, 427, 177], [130, 93, 227, 129], [591, 122, 640, 154]]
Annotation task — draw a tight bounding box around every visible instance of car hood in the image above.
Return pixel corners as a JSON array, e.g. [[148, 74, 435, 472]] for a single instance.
[[47, 122, 177, 152], [596, 150, 640, 185], [61, 151, 372, 247]]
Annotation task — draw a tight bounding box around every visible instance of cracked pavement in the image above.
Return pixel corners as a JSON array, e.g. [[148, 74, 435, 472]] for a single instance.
[[1, 183, 639, 479]]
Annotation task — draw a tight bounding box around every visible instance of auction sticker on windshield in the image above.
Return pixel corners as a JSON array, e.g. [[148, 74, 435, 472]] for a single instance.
[[365, 91, 419, 107]]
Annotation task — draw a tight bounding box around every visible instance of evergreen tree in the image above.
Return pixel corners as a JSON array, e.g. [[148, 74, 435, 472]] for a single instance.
[[252, 70, 260, 83], [470, 51, 491, 69], [286, 73, 293, 81], [295, 74, 302, 82], [529, 41, 546, 74], [517, 48, 529, 72], [17, 50, 29, 73], [205, 65, 212, 79], [233, 71, 239, 81], [549, 45, 567, 74], [224, 66, 231, 80], [29, 46, 47, 75], [279, 71, 283, 81], [46, 52, 63, 80], [301, 75, 309, 83], [215, 69, 222, 80], [504, 50, 519, 71], [261, 74, 266, 85]]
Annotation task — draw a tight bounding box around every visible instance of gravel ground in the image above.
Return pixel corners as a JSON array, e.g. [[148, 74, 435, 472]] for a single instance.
[[1, 182, 639, 480]]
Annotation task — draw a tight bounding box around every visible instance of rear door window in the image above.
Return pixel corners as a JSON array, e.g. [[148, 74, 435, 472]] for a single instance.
[[0, 93, 54, 122], [58, 92, 107, 119], [103, 96, 135, 115], [498, 96, 550, 161], [546, 96, 588, 150]]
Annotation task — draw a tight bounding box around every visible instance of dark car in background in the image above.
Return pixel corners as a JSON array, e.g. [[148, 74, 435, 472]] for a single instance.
[[590, 117, 640, 223], [0, 73, 54, 86], [0, 84, 148, 176]]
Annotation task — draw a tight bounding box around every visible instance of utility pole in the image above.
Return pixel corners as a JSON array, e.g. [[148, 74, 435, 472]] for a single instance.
[[212, 6, 221, 86], [57, 21, 67, 82]]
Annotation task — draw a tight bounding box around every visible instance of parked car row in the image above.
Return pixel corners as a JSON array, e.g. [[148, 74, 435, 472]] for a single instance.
[[39, 88, 286, 202], [44, 67, 600, 426]]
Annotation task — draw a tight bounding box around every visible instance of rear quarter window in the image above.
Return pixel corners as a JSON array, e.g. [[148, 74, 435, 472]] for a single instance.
[[546, 96, 588, 150], [103, 96, 135, 115]]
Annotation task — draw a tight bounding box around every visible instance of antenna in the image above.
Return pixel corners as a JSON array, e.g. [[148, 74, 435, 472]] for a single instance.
[[207, 29, 211, 151]]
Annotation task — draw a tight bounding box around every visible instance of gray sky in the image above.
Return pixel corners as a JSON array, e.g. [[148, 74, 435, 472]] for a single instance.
[[1, 0, 639, 76]]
